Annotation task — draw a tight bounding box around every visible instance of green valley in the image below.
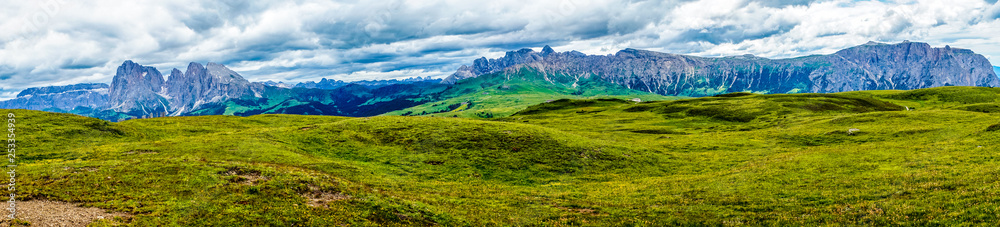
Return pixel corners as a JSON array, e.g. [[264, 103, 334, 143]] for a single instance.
[[7, 86, 1000, 225]]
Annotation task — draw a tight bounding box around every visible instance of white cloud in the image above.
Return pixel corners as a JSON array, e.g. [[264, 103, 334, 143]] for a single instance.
[[0, 0, 998, 101]]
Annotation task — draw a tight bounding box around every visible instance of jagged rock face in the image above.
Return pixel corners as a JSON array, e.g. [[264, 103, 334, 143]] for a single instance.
[[815, 41, 998, 92], [442, 48, 549, 84], [16, 83, 108, 98], [296, 77, 443, 90], [0, 83, 109, 110], [97, 60, 265, 116], [164, 62, 263, 114], [107, 60, 168, 115], [446, 42, 1000, 96]]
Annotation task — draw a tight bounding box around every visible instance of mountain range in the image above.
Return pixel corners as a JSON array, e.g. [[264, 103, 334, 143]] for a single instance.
[[1, 61, 444, 121], [1, 41, 997, 121], [444, 41, 999, 96], [297, 77, 442, 90], [0, 83, 108, 111]]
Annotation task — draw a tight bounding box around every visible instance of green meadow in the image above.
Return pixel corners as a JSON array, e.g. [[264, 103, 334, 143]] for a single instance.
[[385, 68, 683, 118], [7, 86, 1000, 225]]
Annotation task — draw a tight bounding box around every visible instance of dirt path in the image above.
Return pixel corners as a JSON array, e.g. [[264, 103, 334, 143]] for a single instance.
[[0, 200, 131, 226]]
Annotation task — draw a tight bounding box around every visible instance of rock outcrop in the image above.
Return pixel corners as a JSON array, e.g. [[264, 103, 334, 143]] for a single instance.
[[107, 60, 168, 115], [442, 48, 556, 84], [79, 60, 265, 117], [163, 62, 263, 114], [444, 42, 1000, 96]]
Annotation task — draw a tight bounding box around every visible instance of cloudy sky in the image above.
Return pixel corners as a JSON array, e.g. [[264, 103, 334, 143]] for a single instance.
[[1, 0, 999, 100]]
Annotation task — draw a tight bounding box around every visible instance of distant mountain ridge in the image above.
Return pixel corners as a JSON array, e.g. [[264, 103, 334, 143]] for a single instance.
[[101, 60, 266, 117], [445, 41, 999, 96], [16, 83, 109, 98], [106, 60, 169, 116], [296, 77, 441, 90], [0, 83, 108, 111], [2, 41, 998, 121], [164, 62, 265, 115], [0, 61, 448, 121]]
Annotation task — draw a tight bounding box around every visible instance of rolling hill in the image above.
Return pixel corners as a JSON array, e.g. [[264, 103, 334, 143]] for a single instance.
[[384, 67, 683, 118], [7, 86, 1000, 225]]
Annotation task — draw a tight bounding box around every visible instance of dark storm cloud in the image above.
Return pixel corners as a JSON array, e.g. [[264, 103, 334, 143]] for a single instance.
[[351, 53, 402, 64], [0, 72, 14, 81], [60, 58, 106, 70], [180, 12, 224, 33]]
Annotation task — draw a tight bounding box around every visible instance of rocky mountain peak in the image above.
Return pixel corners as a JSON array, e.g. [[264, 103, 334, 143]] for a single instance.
[[164, 61, 262, 114], [615, 48, 676, 59], [512, 48, 535, 54], [825, 41, 995, 90], [541, 45, 555, 55], [442, 46, 551, 84], [185, 62, 206, 76], [107, 60, 168, 115], [444, 41, 1000, 95], [17, 83, 108, 98], [92, 60, 267, 117], [168, 68, 183, 80], [206, 62, 249, 83], [0, 83, 109, 111]]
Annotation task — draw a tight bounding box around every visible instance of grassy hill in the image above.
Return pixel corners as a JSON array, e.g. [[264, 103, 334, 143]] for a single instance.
[[383, 68, 683, 118], [6, 86, 1000, 225]]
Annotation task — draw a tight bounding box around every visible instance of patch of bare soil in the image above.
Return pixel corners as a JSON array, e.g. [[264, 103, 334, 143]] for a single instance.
[[123, 149, 158, 155], [0, 200, 131, 226], [61, 166, 99, 173], [304, 185, 349, 208], [221, 167, 269, 186], [553, 204, 604, 216]]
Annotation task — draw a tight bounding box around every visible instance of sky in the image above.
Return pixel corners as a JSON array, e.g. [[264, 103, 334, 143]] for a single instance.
[[1, 0, 999, 100]]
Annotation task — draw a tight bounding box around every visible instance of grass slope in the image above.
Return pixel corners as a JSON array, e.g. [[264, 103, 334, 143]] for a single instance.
[[384, 68, 683, 118], [6, 86, 1000, 225]]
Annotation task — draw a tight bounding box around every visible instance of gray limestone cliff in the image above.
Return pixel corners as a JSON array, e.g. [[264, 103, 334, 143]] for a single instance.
[[444, 42, 1000, 96], [163, 62, 263, 114], [98, 60, 263, 117], [107, 60, 168, 115], [0, 83, 109, 111]]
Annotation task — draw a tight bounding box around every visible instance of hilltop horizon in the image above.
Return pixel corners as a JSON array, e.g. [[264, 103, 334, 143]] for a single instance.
[[3, 40, 997, 102], [2, 40, 996, 122]]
